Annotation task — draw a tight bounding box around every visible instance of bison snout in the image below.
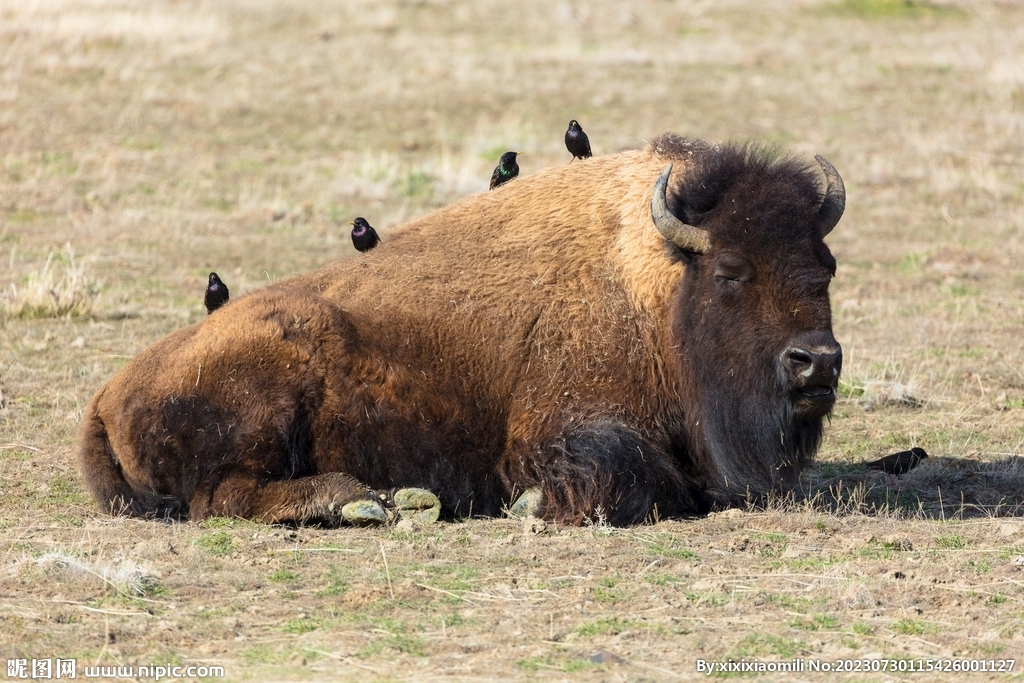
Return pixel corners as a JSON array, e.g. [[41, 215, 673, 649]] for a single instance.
[[781, 336, 842, 417]]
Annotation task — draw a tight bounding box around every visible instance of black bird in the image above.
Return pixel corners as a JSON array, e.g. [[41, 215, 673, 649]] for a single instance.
[[564, 120, 592, 163], [865, 447, 929, 476], [350, 217, 380, 253], [204, 272, 229, 314], [490, 151, 521, 190]]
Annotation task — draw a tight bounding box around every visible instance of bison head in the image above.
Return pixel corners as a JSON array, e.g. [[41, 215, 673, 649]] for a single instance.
[[650, 138, 844, 505]]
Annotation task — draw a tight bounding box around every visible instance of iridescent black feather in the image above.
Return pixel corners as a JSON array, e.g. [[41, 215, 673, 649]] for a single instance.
[[490, 151, 521, 190], [204, 272, 229, 314], [350, 217, 380, 253], [564, 120, 592, 163]]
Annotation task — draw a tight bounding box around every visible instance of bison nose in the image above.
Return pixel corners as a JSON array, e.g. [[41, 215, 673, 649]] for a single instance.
[[781, 341, 842, 389]]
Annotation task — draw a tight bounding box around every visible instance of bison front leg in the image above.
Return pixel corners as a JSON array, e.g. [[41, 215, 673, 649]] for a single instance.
[[503, 419, 695, 526], [188, 469, 387, 526]]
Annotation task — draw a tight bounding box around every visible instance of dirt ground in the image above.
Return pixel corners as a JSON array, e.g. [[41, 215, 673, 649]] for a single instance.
[[2, 0, 1023, 680]]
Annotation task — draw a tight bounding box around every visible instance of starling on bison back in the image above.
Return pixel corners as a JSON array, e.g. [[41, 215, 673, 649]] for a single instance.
[[564, 120, 592, 162], [350, 217, 380, 253], [204, 273, 229, 314], [77, 134, 846, 527], [489, 151, 521, 190]]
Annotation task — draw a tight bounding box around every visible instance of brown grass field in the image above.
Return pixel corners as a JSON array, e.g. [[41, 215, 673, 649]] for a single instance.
[[2, 0, 1024, 679]]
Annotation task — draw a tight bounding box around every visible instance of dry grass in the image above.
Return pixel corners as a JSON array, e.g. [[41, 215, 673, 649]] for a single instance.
[[1, 244, 103, 320], [2, 0, 1024, 679]]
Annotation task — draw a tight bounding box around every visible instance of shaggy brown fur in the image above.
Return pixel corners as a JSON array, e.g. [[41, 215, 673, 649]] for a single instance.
[[77, 134, 843, 526]]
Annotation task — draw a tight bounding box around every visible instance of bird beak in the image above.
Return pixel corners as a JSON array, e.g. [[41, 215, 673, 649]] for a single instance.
[[516, 152, 522, 156], [348, 221, 354, 226]]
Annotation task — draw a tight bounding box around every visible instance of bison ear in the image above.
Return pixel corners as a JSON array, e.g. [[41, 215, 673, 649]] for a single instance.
[[814, 155, 845, 237], [650, 164, 711, 254]]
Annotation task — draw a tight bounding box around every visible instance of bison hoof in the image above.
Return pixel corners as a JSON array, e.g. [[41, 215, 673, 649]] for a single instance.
[[508, 487, 543, 518], [393, 488, 441, 524], [341, 500, 388, 526]]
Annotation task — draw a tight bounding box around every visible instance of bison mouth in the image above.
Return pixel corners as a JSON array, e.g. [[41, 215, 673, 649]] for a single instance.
[[792, 384, 837, 417]]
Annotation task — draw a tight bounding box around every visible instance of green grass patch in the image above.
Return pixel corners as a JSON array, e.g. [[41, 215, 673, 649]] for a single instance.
[[199, 516, 236, 529], [1001, 396, 1024, 410], [576, 617, 633, 637], [423, 563, 477, 591], [764, 593, 828, 613], [856, 536, 913, 560], [395, 170, 434, 199], [851, 622, 875, 635], [820, 0, 967, 19], [686, 591, 727, 607], [480, 145, 513, 163], [896, 251, 928, 275], [315, 566, 350, 597], [731, 633, 808, 658], [785, 555, 845, 571], [967, 559, 990, 574], [239, 644, 286, 665], [281, 616, 323, 634], [948, 283, 979, 298], [42, 475, 92, 507], [358, 632, 427, 657], [194, 531, 235, 556], [639, 533, 700, 560], [39, 150, 78, 176], [643, 572, 686, 586], [838, 377, 865, 399], [891, 618, 926, 635], [516, 656, 600, 673], [269, 569, 299, 583], [933, 533, 970, 549], [789, 614, 839, 631]]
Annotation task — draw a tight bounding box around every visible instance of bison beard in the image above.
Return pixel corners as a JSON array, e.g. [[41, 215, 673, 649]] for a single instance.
[[76, 134, 843, 526]]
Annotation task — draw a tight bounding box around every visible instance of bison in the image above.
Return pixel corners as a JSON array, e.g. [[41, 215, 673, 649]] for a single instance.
[[77, 134, 844, 527]]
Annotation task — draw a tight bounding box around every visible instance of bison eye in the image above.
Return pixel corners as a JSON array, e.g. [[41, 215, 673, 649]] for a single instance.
[[713, 254, 754, 284]]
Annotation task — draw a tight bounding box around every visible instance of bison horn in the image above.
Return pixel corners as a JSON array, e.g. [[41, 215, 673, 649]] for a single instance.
[[650, 164, 710, 254], [814, 154, 845, 237]]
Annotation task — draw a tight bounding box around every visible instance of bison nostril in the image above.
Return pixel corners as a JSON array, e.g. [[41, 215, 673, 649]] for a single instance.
[[783, 346, 841, 384], [786, 348, 814, 373]]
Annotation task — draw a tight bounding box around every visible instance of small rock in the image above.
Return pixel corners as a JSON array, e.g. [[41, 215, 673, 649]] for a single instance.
[[1013, 556, 1024, 567], [396, 518, 422, 532], [858, 381, 923, 409], [588, 650, 626, 665], [998, 523, 1022, 538], [523, 516, 547, 535]]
